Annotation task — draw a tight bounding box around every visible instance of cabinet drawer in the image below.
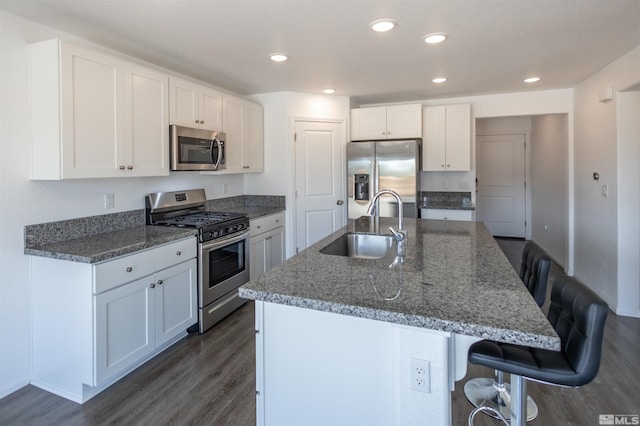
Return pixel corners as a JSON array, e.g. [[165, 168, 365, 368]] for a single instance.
[[94, 250, 155, 294], [421, 209, 474, 221], [251, 212, 285, 237], [154, 238, 197, 271]]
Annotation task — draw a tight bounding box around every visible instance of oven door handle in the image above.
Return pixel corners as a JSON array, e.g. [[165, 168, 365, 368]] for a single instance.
[[201, 230, 249, 251]]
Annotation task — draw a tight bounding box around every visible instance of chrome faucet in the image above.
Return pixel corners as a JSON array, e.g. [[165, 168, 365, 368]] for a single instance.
[[366, 189, 407, 245]]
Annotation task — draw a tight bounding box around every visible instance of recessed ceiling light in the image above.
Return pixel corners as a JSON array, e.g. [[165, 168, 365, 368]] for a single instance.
[[370, 19, 397, 32], [424, 33, 447, 44], [270, 53, 289, 62], [323, 89, 336, 94], [524, 77, 540, 83], [432, 77, 447, 84]]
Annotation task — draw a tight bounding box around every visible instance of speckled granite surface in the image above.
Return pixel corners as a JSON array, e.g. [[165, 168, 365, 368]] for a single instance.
[[419, 191, 475, 210], [240, 217, 559, 350], [24, 195, 284, 263], [25, 226, 196, 263], [206, 195, 285, 219]]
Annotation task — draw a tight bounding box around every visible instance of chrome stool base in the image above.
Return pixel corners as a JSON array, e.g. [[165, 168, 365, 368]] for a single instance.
[[464, 377, 538, 422]]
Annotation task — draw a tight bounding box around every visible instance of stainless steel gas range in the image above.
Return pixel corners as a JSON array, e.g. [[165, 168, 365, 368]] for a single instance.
[[145, 189, 249, 333]]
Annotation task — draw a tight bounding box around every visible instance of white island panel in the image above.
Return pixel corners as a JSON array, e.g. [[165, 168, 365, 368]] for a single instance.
[[256, 301, 451, 426]]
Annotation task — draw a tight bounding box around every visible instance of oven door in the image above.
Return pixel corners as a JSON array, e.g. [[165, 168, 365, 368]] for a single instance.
[[199, 231, 250, 308], [170, 125, 226, 171]]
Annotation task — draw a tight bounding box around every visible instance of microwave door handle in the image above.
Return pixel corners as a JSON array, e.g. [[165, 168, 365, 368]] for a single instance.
[[214, 139, 223, 170], [209, 138, 218, 166]]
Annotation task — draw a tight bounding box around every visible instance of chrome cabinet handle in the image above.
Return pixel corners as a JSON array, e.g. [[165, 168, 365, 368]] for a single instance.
[[126, 267, 133, 272], [336, 200, 344, 205], [127, 165, 133, 170], [119, 166, 125, 170], [157, 280, 163, 285], [195, 120, 200, 124], [176, 251, 182, 256], [150, 283, 155, 288]]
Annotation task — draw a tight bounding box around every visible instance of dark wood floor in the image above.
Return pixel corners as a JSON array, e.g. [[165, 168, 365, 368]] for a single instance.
[[1, 238, 639, 425]]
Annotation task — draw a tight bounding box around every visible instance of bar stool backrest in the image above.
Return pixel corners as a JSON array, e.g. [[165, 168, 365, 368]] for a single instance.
[[546, 275, 609, 386], [519, 241, 552, 307]]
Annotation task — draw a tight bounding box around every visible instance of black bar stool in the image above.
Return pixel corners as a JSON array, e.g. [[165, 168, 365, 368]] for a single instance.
[[467, 274, 609, 425], [464, 241, 551, 421]]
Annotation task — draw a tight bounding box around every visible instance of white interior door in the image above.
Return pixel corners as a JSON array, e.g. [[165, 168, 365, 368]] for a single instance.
[[295, 120, 345, 252], [477, 134, 526, 237]]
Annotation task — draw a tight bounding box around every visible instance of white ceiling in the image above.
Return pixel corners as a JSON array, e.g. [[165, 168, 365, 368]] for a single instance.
[[2, 0, 639, 104]]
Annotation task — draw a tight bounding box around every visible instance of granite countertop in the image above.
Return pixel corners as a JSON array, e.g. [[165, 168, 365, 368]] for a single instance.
[[24, 194, 286, 264], [240, 217, 560, 350], [24, 226, 197, 263], [419, 201, 476, 210]]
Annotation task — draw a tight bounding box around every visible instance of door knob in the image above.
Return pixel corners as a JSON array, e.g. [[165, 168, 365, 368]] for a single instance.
[[336, 200, 344, 205]]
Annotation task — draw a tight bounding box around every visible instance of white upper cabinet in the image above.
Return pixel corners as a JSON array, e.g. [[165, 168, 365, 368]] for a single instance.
[[124, 63, 170, 177], [220, 93, 264, 174], [169, 76, 222, 131], [351, 104, 422, 141], [422, 104, 471, 171], [29, 39, 169, 179]]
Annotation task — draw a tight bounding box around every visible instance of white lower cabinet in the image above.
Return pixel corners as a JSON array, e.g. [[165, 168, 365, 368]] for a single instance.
[[94, 259, 196, 384], [250, 213, 285, 280], [421, 208, 475, 221], [31, 237, 197, 403]]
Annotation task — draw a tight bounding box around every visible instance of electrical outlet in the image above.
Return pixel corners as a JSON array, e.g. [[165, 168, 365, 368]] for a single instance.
[[223, 183, 228, 194], [410, 357, 430, 393], [104, 193, 114, 209], [442, 180, 448, 189]]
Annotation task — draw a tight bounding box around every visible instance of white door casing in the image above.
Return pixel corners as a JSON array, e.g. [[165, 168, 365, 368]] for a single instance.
[[294, 120, 345, 252], [477, 134, 526, 238]]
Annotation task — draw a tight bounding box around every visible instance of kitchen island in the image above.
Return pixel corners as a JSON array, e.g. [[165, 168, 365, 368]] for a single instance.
[[239, 217, 559, 426]]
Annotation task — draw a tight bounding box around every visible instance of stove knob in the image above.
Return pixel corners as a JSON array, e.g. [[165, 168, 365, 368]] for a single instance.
[[208, 231, 215, 239]]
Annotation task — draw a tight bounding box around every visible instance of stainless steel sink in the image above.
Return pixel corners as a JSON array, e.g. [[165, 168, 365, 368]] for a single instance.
[[319, 232, 394, 259]]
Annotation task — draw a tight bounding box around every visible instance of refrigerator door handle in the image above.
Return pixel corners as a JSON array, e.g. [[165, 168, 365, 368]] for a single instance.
[[373, 160, 380, 216]]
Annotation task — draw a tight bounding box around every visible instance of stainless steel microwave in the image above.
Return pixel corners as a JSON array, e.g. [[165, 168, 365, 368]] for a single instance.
[[170, 125, 226, 171]]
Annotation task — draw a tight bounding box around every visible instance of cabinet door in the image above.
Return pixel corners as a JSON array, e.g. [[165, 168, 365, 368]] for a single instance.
[[155, 259, 197, 346], [60, 43, 124, 178], [421, 208, 474, 221], [351, 107, 387, 141], [268, 227, 285, 270], [444, 104, 471, 171], [250, 232, 269, 281], [95, 276, 155, 385], [222, 93, 244, 173], [169, 77, 199, 127], [199, 87, 223, 131], [124, 64, 169, 176], [386, 104, 422, 139], [422, 106, 447, 171], [244, 101, 264, 173]]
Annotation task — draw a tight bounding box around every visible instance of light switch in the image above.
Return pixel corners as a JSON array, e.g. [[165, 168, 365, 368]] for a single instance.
[[601, 185, 608, 198]]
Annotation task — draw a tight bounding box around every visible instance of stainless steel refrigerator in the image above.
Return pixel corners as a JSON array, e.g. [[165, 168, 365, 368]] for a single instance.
[[347, 140, 421, 220]]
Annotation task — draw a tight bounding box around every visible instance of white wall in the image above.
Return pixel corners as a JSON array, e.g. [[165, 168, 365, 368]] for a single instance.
[[573, 45, 640, 317], [617, 89, 640, 317], [245, 91, 350, 258], [0, 10, 245, 398], [531, 115, 568, 266]]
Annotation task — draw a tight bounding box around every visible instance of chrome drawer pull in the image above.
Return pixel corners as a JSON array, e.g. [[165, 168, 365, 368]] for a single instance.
[[126, 267, 133, 272]]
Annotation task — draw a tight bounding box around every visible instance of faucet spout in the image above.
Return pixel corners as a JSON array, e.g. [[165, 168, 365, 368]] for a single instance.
[[366, 189, 406, 245]]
